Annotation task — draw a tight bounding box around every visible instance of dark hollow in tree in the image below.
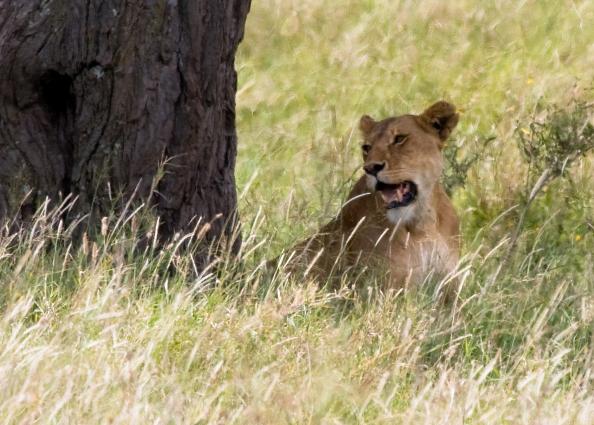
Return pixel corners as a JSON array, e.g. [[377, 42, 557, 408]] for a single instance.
[[0, 0, 251, 263]]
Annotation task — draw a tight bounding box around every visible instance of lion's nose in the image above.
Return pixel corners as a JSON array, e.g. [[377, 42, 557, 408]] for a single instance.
[[364, 161, 385, 176]]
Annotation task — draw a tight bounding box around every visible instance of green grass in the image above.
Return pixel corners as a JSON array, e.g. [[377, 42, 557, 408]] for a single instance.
[[1, 0, 594, 423]]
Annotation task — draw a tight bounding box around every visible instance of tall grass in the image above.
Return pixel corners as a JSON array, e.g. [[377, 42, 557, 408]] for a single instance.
[[1, 0, 594, 423]]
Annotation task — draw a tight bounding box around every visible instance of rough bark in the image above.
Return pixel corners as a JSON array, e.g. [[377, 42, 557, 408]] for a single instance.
[[0, 0, 250, 258]]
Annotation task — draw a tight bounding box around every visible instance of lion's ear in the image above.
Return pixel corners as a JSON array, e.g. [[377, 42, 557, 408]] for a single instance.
[[359, 114, 376, 136], [421, 101, 459, 144]]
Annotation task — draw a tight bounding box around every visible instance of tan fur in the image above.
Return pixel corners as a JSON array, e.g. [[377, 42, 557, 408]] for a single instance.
[[288, 101, 461, 291]]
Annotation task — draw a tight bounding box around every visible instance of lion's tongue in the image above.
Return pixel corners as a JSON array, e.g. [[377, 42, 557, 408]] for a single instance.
[[379, 183, 409, 204], [379, 189, 399, 204]]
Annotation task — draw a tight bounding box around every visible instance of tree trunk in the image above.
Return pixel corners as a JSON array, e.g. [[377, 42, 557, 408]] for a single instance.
[[0, 0, 250, 259]]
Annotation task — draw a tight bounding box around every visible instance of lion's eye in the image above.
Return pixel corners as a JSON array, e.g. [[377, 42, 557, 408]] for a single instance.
[[393, 134, 409, 145], [361, 144, 371, 154]]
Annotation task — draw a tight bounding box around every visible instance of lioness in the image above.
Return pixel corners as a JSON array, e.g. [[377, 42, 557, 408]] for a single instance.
[[286, 101, 461, 292]]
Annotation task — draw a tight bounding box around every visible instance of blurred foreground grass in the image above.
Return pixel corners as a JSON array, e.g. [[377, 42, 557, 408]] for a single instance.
[[1, 0, 594, 423]]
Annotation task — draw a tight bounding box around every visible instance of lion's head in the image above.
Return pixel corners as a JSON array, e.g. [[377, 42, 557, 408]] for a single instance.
[[359, 101, 459, 225]]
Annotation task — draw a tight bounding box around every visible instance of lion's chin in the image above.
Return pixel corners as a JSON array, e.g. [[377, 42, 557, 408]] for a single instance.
[[386, 203, 417, 226]]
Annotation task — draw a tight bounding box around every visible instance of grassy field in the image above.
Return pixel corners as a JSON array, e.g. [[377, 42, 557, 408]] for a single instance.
[[1, 0, 594, 423]]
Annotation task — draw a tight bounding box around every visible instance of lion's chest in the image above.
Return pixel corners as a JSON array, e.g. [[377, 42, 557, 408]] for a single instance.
[[350, 224, 455, 287], [388, 233, 453, 286]]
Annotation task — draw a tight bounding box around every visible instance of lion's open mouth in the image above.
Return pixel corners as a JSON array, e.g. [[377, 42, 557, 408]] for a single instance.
[[375, 180, 418, 208]]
